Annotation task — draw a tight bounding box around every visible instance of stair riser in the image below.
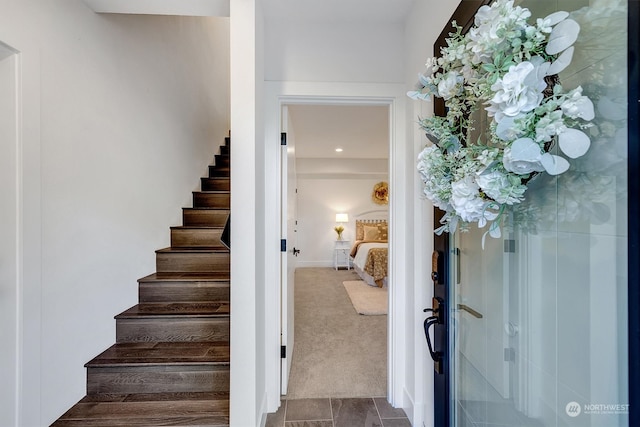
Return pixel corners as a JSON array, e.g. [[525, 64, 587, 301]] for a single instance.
[[87, 366, 229, 394], [209, 166, 230, 178], [215, 155, 230, 167], [183, 209, 229, 227], [201, 178, 230, 191], [139, 282, 230, 303], [220, 145, 229, 155], [193, 193, 230, 209], [171, 228, 225, 248], [116, 319, 229, 343], [156, 252, 230, 273]]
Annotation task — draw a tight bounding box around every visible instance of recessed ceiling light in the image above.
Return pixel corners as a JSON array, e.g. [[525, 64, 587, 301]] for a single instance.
[[335, 148, 343, 152]]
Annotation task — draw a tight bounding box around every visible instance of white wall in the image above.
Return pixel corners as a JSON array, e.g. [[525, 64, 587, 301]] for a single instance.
[[265, 20, 404, 83], [229, 0, 268, 426], [403, 1, 461, 425], [296, 159, 388, 266], [0, 47, 19, 427], [0, 1, 230, 424]]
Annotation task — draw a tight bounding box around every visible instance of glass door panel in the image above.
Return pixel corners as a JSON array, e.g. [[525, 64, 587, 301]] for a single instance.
[[449, 0, 629, 426]]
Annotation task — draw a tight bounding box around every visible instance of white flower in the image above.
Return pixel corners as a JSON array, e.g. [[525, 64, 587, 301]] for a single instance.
[[561, 87, 595, 120], [502, 137, 546, 174], [450, 177, 486, 222], [423, 57, 439, 77], [477, 170, 526, 205], [535, 110, 567, 142], [486, 60, 548, 122], [437, 71, 464, 100]]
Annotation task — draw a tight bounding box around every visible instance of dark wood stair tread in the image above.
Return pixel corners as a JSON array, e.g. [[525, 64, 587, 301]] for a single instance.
[[156, 248, 229, 254], [79, 391, 229, 403], [86, 342, 230, 367], [52, 392, 229, 426], [116, 303, 229, 319], [139, 273, 231, 282], [182, 207, 230, 212], [170, 226, 224, 230], [193, 191, 229, 195]]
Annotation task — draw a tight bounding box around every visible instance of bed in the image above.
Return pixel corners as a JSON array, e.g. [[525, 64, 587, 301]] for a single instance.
[[350, 216, 388, 288]]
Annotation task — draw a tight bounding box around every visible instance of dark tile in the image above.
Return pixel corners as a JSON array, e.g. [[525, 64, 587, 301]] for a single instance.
[[381, 419, 412, 427], [266, 400, 287, 427], [373, 397, 407, 419], [285, 422, 334, 427], [332, 398, 382, 427], [286, 398, 332, 421]]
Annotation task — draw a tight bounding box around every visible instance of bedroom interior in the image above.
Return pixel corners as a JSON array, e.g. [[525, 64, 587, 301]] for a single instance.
[[283, 103, 392, 400]]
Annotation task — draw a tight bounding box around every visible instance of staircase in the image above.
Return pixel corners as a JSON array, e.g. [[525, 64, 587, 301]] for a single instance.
[[52, 136, 231, 427]]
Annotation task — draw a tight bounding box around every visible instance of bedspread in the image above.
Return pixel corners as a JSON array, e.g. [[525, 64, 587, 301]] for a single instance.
[[351, 241, 388, 288], [364, 247, 388, 287]]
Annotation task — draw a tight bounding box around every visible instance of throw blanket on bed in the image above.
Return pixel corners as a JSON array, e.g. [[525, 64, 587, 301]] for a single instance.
[[351, 240, 388, 287], [364, 247, 388, 287]]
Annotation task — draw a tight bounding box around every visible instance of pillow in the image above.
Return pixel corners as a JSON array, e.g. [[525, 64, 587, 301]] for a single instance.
[[363, 225, 380, 241], [377, 223, 388, 240], [356, 220, 388, 240]]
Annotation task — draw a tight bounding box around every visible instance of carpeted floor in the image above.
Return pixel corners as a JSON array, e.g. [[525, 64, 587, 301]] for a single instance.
[[284, 267, 388, 399]]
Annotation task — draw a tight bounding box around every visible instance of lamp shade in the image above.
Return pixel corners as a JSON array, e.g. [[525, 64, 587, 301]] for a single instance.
[[335, 213, 349, 223]]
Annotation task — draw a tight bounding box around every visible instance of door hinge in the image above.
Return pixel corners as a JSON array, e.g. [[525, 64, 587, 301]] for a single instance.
[[281, 132, 287, 146], [281, 239, 286, 252], [281, 345, 287, 358]]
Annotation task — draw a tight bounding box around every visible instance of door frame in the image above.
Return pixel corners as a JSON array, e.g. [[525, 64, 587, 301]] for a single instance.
[[627, 0, 639, 423], [263, 81, 411, 414]]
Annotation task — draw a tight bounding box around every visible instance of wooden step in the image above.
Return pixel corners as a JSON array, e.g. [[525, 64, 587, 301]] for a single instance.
[[156, 248, 230, 273], [171, 226, 225, 248], [52, 392, 229, 427], [115, 303, 229, 343], [138, 273, 230, 303], [192, 192, 230, 209], [214, 154, 229, 168], [224, 136, 230, 146], [85, 342, 230, 394], [219, 145, 229, 156], [201, 177, 229, 192], [208, 166, 229, 178], [183, 208, 229, 227]]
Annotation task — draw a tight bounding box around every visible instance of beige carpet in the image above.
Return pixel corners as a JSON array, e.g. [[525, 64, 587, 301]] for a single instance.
[[285, 267, 387, 399], [343, 280, 388, 315]]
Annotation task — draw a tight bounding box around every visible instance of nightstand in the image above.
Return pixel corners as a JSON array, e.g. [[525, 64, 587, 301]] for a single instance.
[[334, 240, 351, 270]]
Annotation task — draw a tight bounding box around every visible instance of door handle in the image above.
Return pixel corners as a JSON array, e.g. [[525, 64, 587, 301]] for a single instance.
[[423, 315, 442, 363], [423, 296, 444, 364], [292, 247, 300, 257]]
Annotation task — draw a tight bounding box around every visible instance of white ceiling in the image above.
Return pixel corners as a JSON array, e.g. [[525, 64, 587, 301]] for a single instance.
[[288, 104, 389, 159]]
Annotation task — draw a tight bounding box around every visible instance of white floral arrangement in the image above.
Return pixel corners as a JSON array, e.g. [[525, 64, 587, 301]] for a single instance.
[[408, 0, 595, 243]]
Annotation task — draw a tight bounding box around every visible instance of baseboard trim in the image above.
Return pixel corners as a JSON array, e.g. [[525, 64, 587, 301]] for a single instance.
[[258, 392, 268, 427], [403, 387, 417, 426]]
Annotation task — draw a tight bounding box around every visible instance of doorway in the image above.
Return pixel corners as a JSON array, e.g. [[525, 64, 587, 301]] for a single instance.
[[281, 103, 391, 398], [263, 81, 413, 415]]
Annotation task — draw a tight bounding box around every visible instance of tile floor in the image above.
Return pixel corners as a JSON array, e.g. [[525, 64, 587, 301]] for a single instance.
[[265, 397, 411, 427]]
